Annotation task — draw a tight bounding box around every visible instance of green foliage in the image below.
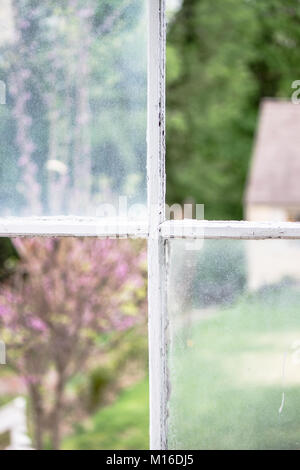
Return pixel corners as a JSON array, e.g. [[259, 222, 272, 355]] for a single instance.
[[74, 326, 148, 413], [63, 379, 149, 450], [0, 431, 10, 450], [169, 285, 300, 449], [0, 239, 17, 281], [167, 0, 300, 219]]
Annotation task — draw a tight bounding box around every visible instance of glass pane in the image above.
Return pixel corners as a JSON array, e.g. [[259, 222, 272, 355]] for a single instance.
[[0, 1, 147, 217], [166, 0, 300, 222], [167, 238, 300, 450], [0, 237, 148, 450]]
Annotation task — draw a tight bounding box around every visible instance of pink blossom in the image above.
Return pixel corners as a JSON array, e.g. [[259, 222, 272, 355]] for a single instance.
[[27, 317, 47, 333], [22, 375, 39, 386], [115, 263, 129, 281], [0, 238, 147, 449], [0, 304, 10, 318]]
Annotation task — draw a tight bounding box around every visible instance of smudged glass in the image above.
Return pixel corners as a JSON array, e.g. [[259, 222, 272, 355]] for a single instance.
[[0, 0, 147, 216], [167, 238, 300, 450]]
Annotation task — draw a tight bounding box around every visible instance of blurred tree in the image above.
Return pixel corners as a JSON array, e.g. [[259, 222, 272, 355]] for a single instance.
[[0, 238, 147, 449], [167, 0, 300, 219], [0, 0, 147, 215]]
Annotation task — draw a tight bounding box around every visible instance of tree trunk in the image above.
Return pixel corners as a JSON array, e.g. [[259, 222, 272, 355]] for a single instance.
[[50, 375, 65, 450], [30, 385, 44, 450]]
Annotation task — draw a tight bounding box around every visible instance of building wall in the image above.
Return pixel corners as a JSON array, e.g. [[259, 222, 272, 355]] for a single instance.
[[246, 203, 300, 291], [246, 204, 287, 222]]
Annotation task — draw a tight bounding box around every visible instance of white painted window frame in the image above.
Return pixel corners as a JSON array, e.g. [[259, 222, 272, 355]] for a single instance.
[[0, 0, 300, 450]]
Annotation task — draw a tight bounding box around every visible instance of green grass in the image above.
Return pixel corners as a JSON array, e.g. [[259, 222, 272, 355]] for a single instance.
[[168, 287, 300, 450], [62, 378, 149, 450], [4, 280, 300, 450]]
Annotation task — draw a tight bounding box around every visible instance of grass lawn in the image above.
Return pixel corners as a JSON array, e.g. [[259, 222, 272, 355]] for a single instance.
[[62, 378, 149, 450], [4, 271, 300, 449], [168, 287, 300, 450]]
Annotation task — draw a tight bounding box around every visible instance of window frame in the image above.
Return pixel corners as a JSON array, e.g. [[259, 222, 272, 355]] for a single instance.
[[1, 0, 300, 451]]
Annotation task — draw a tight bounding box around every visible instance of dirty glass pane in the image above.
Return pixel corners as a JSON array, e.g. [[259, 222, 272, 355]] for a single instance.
[[0, 0, 147, 217], [0, 237, 148, 450], [167, 238, 300, 450]]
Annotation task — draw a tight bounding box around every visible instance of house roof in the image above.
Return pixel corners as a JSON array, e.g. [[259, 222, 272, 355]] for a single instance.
[[245, 99, 300, 205]]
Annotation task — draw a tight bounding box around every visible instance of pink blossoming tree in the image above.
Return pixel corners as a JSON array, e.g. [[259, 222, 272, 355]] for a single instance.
[[0, 238, 147, 449]]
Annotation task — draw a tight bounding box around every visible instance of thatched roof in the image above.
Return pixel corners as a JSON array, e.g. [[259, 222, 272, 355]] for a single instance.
[[245, 99, 300, 205]]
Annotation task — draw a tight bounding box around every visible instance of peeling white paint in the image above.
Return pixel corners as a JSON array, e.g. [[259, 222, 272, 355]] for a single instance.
[[0, 216, 148, 238], [147, 0, 168, 451], [160, 220, 300, 240]]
